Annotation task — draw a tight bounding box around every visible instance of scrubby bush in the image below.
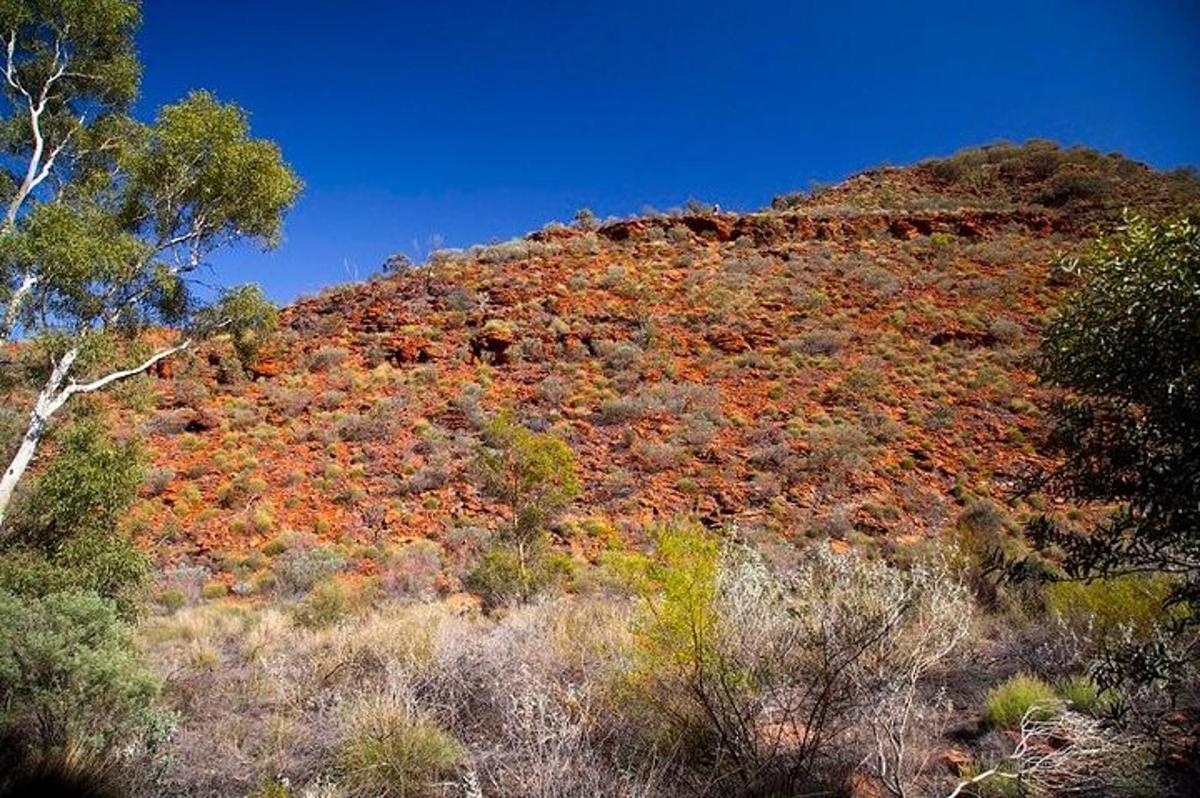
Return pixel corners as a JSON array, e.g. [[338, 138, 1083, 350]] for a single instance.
[[615, 523, 975, 795], [467, 543, 574, 607], [143, 465, 176, 496], [1056, 675, 1115, 717], [1036, 171, 1111, 207], [273, 544, 346, 595], [0, 590, 172, 768], [380, 541, 443, 599], [472, 414, 579, 604], [201, 581, 229, 600], [1045, 574, 1177, 640], [983, 674, 1058, 729], [0, 419, 149, 617], [336, 693, 463, 798], [308, 346, 349, 372], [155, 588, 187, 614], [292, 578, 352, 629]]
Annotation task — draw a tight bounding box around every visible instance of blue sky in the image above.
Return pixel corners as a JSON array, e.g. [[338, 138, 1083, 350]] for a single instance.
[[137, 1, 1200, 303]]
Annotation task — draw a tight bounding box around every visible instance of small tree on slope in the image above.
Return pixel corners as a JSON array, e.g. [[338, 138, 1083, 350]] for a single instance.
[[0, 1, 301, 525]]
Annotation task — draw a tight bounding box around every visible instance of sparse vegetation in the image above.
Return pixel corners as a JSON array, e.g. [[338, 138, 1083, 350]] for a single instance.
[[0, 27, 1191, 789]]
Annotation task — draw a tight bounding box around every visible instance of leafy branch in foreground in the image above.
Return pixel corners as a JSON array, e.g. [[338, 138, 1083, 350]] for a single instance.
[[1024, 214, 1199, 686]]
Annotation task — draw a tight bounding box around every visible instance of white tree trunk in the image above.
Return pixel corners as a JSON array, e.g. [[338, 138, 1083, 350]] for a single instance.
[[0, 414, 46, 526], [0, 347, 76, 527], [0, 340, 190, 528]]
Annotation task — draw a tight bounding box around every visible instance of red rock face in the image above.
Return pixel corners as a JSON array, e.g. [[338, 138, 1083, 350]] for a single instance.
[[118, 154, 1196, 570]]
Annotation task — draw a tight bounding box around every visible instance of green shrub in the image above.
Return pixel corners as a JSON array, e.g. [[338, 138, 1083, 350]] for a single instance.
[[983, 674, 1057, 728], [292, 578, 351, 629], [0, 590, 172, 762], [261, 535, 289, 556], [155, 588, 187, 614], [1036, 171, 1111, 207], [466, 543, 572, 607], [337, 695, 463, 797], [273, 545, 346, 595], [0, 420, 149, 617], [1056, 674, 1115, 716], [474, 413, 580, 544], [8, 420, 144, 551], [1045, 574, 1177, 638], [201, 581, 229, 600]]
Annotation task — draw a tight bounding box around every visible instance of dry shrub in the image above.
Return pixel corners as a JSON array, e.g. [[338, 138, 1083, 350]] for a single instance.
[[611, 523, 975, 797]]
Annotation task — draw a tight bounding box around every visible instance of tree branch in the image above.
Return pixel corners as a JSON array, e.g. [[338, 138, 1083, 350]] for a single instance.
[[54, 339, 192, 409]]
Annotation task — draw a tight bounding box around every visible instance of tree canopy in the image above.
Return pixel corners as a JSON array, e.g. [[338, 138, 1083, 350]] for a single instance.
[[0, 0, 300, 524]]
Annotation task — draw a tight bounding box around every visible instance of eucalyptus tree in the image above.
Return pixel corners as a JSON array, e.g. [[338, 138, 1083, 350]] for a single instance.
[[0, 0, 301, 524], [1027, 214, 1199, 685]]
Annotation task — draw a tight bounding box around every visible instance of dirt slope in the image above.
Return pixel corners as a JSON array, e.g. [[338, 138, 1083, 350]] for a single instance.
[[127, 142, 1200, 579]]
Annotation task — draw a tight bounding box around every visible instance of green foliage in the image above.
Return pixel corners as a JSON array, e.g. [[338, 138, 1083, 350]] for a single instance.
[[630, 521, 722, 672], [1027, 215, 1200, 684], [122, 90, 301, 248], [336, 695, 463, 798], [475, 412, 580, 542], [200, 581, 228, 600], [3, 93, 299, 344], [1056, 674, 1116, 716], [197, 284, 279, 366], [616, 524, 975, 792], [0, 0, 142, 113], [1045, 574, 1179, 639], [466, 541, 575, 607], [0, 589, 171, 762], [10, 419, 142, 548], [0, 419, 148, 616], [982, 674, 1057, 729], [273, 544, 346, 596], [291, 578, 351, 629], [469, 413, 579, 604], [155, 587, 186, 614]]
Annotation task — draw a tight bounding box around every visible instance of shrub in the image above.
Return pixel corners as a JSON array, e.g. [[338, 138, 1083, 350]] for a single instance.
[[380, 541, 443, 600], [273, 545, 346, 595], [473, 413, 579, 598], [261, 536, 289, 556], [8, 420, 144, 553], [308, 346, 349, 372], [617, 523, 974, 793], [802, 422, 873, 478], [155, 588, 187, 614], [1056, 675, 1115, 717], [1044, 574, 1177, 639], [1036, 171, 1111, 207], [143, 466, 176, 497], [466, 542, 573, 607], [201, 581, 229, 600], [983, 674, 1058, 729], [336, 694, 463, 798], [291, 578, 351, 629], [0, 419, 149, 618], [0, 590, 172, 765], [783, 328, 842, 356]]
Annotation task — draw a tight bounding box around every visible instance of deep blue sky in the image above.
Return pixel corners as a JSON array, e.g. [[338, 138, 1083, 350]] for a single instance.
[[137, 1, 1200, 303]]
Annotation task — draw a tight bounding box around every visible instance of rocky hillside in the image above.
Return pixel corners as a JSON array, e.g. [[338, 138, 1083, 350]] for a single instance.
[[128, 142, 1200, 581]]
